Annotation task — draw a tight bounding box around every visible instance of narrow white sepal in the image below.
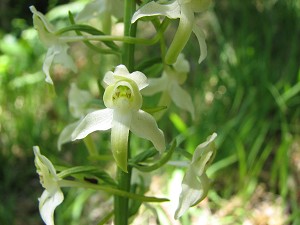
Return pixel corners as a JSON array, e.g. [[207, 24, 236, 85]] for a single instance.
[[168, 82, 195, 120], [72, 108, 113, 140], [192, 24, 207, 64], [131, 1, 181, 23], [57, 121, 80, 151], [141, 75, 168, 96], [130, 110, 166, 153]]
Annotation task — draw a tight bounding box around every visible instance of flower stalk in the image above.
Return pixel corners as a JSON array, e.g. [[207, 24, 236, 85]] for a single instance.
[[114, 1, 136, 224]]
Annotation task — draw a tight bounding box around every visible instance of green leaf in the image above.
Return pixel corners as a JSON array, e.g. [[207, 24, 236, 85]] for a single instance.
[[57, 166, 117, 186], [62, 11, 119, 52], [130, 140, 176, 172], [59, 180, 169, 203], [130, 148, 158, 164]]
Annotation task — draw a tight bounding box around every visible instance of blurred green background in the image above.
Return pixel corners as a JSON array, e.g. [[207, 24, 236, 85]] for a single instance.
[[0, 0, 300, 224]]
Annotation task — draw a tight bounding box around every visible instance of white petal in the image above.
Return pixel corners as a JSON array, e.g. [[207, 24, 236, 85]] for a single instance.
[[102, 71, 115, 87], [130, 110, 165, 152], [169, 82, 195, 120], [111, 110, 132, 172], [126, 71, 148, 90], [30, 6, 55, 34], [57, 121, 80, 151], [192, 24, 207, 64], [173, 54, 190, 74], [72, 108, 113, 140], [39, 188, 64, 225], [114, 64, 130, 76], [103, 65, 130, 86], [42, 47, 57, 84], [141, 75, 168, 96], [175, 172, 209, 219], [131, 1, 181, 23], [33, 146, 57, 182], [53, 44, 78, 73], [75, 0, 107, 22], [68, 83, 93, 118], [191, 133, 217, 175]]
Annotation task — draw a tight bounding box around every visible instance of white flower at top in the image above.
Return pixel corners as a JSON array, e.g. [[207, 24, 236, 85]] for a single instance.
[[57, 83, 94, 150], [72, 65, 165, 172], [30, 6, 77, 84], [131, 0, 210, 64], [142, 54, 195, 120], [33, 146, 64, 225], [175, 133, 217, 219]]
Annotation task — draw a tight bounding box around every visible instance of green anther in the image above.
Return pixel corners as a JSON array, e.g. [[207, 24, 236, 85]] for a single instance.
[[113, 86, 132, 100]]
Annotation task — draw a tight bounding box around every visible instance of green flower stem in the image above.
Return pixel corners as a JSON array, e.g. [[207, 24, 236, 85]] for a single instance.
[[83, 135, 98, 156], [114, 1, 136, 225], [58, 180, 169, 202], [58, 19, 169, 46]]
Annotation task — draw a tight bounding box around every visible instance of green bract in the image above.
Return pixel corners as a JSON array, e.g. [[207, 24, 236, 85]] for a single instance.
[[30, 6, 77, 84], [131, 0, 210, 64], [175, 132, 217, 219], [33, 146, 64, 225], [142, 54, 195, 120], [72, 65, 165, 172]]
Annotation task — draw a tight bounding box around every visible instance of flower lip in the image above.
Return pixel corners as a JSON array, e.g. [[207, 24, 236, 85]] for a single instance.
[[104, 79, 142, 111]]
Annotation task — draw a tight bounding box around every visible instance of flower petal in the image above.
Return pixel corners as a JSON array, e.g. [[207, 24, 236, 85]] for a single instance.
[[169, 82, 195, 120], [68, 83, 93, 118], [126, 71, 148, 90], [33, 146, 58, 183], [131, 1, 181, 23], [130, 110, 165, 152], [191, 133, 217, 175], [57, 121, 80, 151], [30, 6, 56, 41], [164, 5, 195, 64], [192, 24, 207, 64], [175, 171, 210, 219], [72, 108, 113, 140], [39, 188, 64, 225], [113, 64, 130, 77], [53, 44, 77, 73], [111, 109, 132, 172], [42, 47, 57, 84], [141, 75, 168, 96], [104, 65, 148, 90], [173, 54, 190, 74], [75, 0, 107, 22]]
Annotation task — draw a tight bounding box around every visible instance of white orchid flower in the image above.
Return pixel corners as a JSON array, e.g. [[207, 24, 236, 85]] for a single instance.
[[131, 0, 210, 64], [142, 54, 195, 120], [175, 133, 217, 219], [30, 6, 77, 84], [57, 83, 94, 150], [33, 146, 64, 225], [72, 65, 165, 172]]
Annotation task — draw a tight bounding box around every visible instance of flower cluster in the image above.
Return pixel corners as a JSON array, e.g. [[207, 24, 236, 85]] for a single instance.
[[31, 0, 216, 224]]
